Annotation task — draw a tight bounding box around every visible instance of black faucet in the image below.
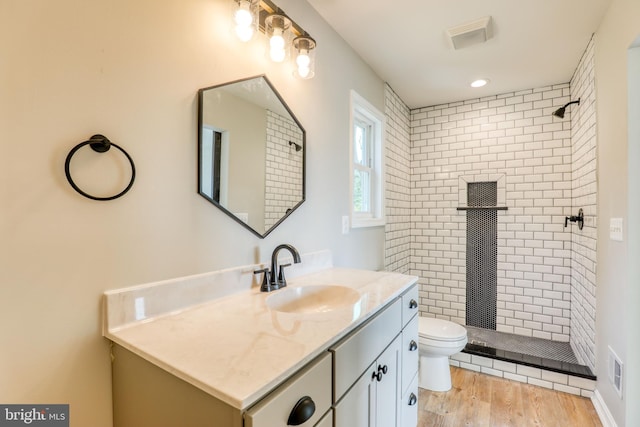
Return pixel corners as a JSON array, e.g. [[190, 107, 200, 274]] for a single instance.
[[270, 244, 301, 290], [271, 243, 301, 290], [253, 244, 302, 292]]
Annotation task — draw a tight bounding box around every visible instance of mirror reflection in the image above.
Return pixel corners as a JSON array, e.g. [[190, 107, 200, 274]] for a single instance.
[[198, 75, 305, 238]]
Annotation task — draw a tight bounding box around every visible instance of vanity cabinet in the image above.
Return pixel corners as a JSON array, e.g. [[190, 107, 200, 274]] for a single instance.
[[111, 345, 332, 427], [110, 282, 419, 427], [332, 284, 419, 427]]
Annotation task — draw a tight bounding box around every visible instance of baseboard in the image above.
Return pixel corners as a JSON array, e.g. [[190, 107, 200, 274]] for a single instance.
[[591, 389, 618, 427]]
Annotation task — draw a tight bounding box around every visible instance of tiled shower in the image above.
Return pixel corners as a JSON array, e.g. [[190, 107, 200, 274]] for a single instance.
[[265, 110, 303, 230], [384, 38, 597, 372]]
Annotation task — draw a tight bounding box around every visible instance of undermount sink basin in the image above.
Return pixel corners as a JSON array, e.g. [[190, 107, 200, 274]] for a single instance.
[[266, 285, 361, 314]]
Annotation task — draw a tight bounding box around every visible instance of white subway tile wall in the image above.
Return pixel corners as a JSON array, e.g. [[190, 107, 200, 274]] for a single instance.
[[409, 82, 575, 342], [383, 42, 597, 372], [384, 85, 412, 274], [569, 37, 597, 372], [265, 110, 304, 230]]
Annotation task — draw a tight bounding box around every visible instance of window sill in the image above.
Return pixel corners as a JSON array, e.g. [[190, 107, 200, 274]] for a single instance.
[[351, 217, 386, 229]]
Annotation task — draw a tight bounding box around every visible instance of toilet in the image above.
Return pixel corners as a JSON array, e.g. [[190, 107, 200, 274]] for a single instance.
[[418, 316, 468, 392]]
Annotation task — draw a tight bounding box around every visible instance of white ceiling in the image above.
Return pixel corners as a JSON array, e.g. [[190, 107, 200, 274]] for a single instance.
[[306, 0, 612, 108]]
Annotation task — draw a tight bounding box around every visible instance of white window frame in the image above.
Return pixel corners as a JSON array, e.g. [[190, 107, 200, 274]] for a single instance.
[[349, 90, 385, 228]]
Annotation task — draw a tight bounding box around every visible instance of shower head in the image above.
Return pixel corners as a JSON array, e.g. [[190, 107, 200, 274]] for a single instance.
[[289, 140, 302, 152], [552, 98, 581, 119]]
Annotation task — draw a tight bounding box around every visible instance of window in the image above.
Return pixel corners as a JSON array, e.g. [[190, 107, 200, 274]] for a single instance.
[[350, 90, 385, 228]]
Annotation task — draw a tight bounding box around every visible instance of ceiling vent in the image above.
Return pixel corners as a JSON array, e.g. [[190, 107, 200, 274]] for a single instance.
[[447, 16, 492, 50]]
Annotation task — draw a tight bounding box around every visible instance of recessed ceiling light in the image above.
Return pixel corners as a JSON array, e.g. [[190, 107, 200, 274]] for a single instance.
[[470, 79, 489, 88]]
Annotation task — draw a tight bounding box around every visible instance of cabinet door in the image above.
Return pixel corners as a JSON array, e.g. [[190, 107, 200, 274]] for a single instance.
[[334, 362, 375, 427], [374, 334, 402, 427]]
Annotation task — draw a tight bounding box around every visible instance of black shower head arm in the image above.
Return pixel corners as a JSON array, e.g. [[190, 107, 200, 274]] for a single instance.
[[562, 99, 581, 109]]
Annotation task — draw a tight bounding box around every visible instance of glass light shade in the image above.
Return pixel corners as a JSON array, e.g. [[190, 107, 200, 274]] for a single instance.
[[233, 0, 257, 42], [265, 14, 291, 63], [292, 36, 316, 79]]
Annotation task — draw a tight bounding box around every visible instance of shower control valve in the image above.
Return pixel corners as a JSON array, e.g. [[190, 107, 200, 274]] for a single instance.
[[564, 208, 584, 230]]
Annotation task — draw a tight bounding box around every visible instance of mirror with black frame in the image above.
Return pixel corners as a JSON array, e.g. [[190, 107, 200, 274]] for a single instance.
[[197, 75, 305, 238]]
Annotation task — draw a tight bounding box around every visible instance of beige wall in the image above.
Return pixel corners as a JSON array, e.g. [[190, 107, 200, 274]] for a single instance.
[[202, 90, 267, 232], [594, 0, 640, 425], [0, 0, 385, 425], [627, 42, 640, 427]]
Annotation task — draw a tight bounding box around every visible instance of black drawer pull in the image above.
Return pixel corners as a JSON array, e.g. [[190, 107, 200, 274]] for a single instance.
[[408, 393, 417, 406], [409, 299, 418, 309], [372, 370, 383, 382], [287, 396, 315, 425], [409, 340, 418, 351], [378, 364, 388, 375]]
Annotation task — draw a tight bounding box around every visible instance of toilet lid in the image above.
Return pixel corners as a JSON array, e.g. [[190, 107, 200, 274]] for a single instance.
[[418, 317, 467, 342]]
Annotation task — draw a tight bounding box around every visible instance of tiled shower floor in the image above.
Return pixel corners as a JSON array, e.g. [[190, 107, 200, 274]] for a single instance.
[[463, 325, 595, 379]]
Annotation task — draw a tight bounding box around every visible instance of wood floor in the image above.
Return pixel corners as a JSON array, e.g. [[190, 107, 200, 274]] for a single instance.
[[418, 367, 602, 427]]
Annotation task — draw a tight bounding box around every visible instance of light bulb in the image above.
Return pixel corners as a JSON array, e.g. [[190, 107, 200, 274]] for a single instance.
[[269, 28, 286, 62], [235, 25, 254, 42], [297, 66, 310, 79], [233, 0, 255, 42], [234, 7, 252, 27], [270, 31, 285, 50], [296, 51, 310, 68], [296, 50, 311, 78], [292, 36, 316, 79], [270, 47, 286, 62]]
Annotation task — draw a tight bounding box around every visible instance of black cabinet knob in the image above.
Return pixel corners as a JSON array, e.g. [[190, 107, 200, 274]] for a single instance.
[[287, 396, 316, 426], [409, 340, 418, 351], [372, 370, 383, 382], [408, 393, 417, 406], [378, 364, 388, 375], [409, 299, 418, 309]]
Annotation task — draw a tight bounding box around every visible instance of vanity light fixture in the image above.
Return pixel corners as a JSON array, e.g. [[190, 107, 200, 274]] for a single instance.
[[233, 0, 258, 42], [265, 13, 291, 63], [231, 0, 317, 79], [293, 35, 316, 79]]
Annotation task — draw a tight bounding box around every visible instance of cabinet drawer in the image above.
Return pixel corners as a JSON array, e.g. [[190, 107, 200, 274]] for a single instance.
[[245, 352, 332, 427], [331, 299, 402, 401], [401, 284, 419, 327], [399, 374, 418, 427], [401, 315, 419, 395]]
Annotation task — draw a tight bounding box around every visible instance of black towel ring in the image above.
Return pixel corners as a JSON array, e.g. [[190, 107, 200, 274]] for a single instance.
[[64, 134, 136, 201]]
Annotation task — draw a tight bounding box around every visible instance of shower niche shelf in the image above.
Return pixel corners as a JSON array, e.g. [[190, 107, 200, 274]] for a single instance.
[[456, 206, 508, 211]]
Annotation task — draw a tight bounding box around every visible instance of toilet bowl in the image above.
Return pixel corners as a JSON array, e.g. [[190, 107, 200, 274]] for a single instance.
[[418, 316, 467, 392]]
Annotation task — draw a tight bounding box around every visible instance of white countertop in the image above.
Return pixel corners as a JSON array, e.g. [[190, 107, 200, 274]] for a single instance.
[[104, 264, 417, 410]]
